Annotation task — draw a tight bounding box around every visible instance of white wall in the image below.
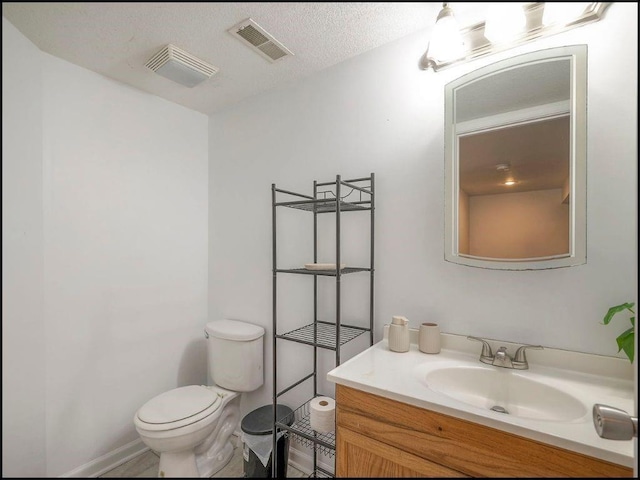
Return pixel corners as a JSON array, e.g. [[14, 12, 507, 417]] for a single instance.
[[208, 2, 638, 416], [3, 18, 209, 476], [2, 17, 46, 478], [41, 54, 209, 476]]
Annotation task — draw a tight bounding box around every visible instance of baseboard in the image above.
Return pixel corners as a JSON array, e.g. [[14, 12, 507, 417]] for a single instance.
[[287, 447, 314, 476], [60, 431, 325, 478], [59, 439, 149, 478], [287, 441, 333, 477]]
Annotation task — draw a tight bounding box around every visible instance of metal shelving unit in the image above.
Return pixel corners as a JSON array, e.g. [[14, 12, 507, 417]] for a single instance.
[[271, 174, 375, 477]]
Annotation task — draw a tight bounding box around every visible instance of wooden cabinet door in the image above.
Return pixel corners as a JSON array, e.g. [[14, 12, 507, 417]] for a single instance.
[[337, 427, 467, 478]]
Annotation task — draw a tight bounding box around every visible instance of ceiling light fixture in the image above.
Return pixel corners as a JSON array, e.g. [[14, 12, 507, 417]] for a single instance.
[[542, 2, 592, 27], [498, 165, 517, 186], [420, 3, 611, 72], [423, 3, 465, 69], [145, 44, 218, 87]]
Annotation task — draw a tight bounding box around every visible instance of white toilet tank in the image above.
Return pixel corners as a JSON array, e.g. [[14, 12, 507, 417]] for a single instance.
[[205, 319, 265, 392]]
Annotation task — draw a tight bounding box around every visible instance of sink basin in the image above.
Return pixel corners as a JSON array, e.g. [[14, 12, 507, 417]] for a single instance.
[[424, 365, 587, 421]]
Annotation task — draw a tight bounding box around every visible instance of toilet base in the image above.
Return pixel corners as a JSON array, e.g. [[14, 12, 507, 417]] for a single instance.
[[156, 442, 234, 478], [195, 440, 234, 477], [195, 393, 240, 477], [152, 390, 240, 477], [158, 450, 199, 478]]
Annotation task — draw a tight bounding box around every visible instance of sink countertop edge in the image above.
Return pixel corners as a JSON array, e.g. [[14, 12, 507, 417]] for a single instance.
[[327, 340, 634, 469]]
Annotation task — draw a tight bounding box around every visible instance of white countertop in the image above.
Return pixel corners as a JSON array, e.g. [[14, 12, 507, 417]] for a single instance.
[[327, 331, 635, 468]]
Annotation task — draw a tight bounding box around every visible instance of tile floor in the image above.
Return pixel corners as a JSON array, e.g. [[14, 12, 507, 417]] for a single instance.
[[100, 438, 307, 478]]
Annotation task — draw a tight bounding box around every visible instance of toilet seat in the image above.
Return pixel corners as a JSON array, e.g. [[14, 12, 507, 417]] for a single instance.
[[135, 385, 222, 431]]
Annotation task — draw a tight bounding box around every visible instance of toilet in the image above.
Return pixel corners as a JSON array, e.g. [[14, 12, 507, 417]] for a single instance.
[[134, 319, 265, 478]]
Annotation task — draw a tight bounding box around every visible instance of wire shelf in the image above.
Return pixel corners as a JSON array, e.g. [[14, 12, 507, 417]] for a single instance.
[[277, 397, 336, 458], [277, 322, 368, 350], [282, 199, 371, 213], [276, 267, 370, 276]]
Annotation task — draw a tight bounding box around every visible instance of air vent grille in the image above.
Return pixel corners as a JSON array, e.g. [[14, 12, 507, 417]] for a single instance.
[[229, 18, 293, 63], [236, 25, 269, 47], [259, 42, 288, 61]]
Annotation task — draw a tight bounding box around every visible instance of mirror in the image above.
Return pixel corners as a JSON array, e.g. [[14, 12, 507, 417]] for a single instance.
[[444, 45, 587, 270]]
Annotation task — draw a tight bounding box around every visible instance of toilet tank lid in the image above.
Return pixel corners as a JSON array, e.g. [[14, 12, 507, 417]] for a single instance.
[[205, 319, 265, 341]]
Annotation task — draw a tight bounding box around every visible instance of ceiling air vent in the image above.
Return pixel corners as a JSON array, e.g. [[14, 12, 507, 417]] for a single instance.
[[228, 18, 293, 63], [145, 44, 219, 87]]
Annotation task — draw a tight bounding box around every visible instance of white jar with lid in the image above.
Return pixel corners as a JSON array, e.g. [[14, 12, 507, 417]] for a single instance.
[[388, 315, 410, 352]]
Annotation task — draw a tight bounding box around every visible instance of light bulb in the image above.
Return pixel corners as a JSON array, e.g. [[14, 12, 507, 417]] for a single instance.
[[427, 4, 465, 63], [484, 3, 526, 45]]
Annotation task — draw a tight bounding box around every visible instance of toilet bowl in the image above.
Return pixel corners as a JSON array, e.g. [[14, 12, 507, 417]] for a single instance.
[[134, 319, 264, 477]]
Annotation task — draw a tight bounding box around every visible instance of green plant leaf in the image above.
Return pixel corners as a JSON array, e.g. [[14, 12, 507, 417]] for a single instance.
[[603, 302, 635, 363], [616, 327, 635, 363], [603, 302, 635, 325]]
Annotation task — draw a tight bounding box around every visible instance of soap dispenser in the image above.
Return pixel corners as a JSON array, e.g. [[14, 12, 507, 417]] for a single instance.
[[388, 315, 410, 352]]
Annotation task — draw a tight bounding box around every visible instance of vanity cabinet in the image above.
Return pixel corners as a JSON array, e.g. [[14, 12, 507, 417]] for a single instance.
[[335, 385, 632, 478]]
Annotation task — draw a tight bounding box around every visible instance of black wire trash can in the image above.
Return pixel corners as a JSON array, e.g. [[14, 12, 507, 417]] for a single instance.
[[241, 404, 294, 478]]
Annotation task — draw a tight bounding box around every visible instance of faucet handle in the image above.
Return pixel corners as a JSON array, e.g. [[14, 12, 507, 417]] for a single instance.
[[467, 336, 493, 361], [495, 346, 508, 359], [514, 344, 543, 363]]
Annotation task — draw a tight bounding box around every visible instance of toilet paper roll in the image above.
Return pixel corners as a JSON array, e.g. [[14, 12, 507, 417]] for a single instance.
[[309, 396, 335, 434]]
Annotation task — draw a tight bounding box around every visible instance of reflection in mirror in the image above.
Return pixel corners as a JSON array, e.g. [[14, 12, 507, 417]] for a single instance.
[[445, 45, 587, 270]]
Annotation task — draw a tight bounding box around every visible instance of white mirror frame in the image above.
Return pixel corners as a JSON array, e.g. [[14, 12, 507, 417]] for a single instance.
[[444, 45, 587, 270]]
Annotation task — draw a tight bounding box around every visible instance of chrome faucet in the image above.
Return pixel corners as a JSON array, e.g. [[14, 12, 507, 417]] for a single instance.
[[512, 344, 544, 369], [467, 336, 494, 365], [493, 346, 513, 368], [467, 336, 543, 370]]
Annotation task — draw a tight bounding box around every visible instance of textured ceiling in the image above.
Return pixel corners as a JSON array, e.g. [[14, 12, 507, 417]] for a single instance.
[[2, 2, 492, 115]]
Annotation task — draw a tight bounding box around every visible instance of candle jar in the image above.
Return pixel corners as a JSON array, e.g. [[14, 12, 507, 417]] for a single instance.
[[419, 323, 441, 354]]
